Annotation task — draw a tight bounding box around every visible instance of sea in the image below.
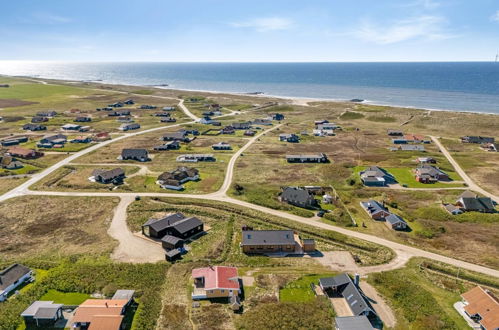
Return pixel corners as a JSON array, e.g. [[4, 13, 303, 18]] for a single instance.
[[1, 61, 499, 114]]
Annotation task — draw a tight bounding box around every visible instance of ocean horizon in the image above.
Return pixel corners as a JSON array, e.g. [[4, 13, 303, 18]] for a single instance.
[[1, 61, 499, 114]]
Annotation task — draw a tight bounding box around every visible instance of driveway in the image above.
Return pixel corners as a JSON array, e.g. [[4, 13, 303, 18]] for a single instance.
[[108, 196, 164, 263], [360, 281, 396, 328]]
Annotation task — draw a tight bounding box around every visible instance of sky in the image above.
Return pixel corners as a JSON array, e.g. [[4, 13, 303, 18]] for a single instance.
[[1, 0, 498, 62]]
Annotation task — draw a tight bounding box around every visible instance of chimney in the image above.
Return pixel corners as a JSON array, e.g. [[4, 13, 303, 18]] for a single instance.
[[105, 302, 108, 308], [354, 273, 360, 287]]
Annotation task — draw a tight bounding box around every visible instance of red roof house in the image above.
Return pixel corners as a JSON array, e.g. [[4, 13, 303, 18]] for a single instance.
[[191, 266, 240, 300]]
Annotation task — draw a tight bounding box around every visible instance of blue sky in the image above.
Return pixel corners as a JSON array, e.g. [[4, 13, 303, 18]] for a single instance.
[[1, 0, 498, 61]]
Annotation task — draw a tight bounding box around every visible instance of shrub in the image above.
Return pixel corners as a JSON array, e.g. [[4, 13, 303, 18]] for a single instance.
[[236, 297, 333, 330]]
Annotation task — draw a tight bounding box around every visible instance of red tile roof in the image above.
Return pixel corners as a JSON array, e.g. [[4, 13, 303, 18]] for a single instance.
[[462, 286, 499, 330], [192, 266, 239, 290]]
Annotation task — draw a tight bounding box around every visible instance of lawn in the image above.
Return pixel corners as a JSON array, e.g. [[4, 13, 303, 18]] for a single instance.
[[367, 258, 481, 329], [40, 289, 90, 305], [385, 167, 465, 188], [279, 273, 335, 303]]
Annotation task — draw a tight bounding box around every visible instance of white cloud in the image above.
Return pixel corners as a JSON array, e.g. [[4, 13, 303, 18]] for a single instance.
[[491, 10, 499, 22], [21, 12, 71, 25], [231, 17, 293, 32], [410, 0, 441, 10], [354, 15, 454, 44]]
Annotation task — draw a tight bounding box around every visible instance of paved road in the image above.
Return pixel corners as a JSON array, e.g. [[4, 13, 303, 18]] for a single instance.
[[431, 136, 499, 203]]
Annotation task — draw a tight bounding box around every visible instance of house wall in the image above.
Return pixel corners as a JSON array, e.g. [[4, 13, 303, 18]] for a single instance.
[[242, 244, 295, 253], [205, 288, 237, 298], [0, 271, 32, 301]]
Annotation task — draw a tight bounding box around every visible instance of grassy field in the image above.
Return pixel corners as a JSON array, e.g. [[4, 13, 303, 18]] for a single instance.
[[279, 273, 334, 303], [337, 188, 499, 269], [40, 289, 90, 305], [0, 196, 119, 260], [0, 77, 185, 137], [35, 131, 250, 193], [440, 137, 499, 195], [367, 257, 498, 330]]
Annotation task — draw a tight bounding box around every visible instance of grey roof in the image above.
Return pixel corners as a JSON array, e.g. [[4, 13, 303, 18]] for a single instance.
[[385, 214, 407, 225], [161, 235, 183, 245], [286, 153, 327, 160], [171, 217, 203, 235], [360, 166, 391, 180], [360, 200, 389, 216], [281, 187, 314, 205], [399, 145, 425, 151], [320, 274, 375, 317], [241, 230, 295, 246], [112, 289, 135, 301], [93, 168, 124, 181], [416, 165, 447, 177], [461, 136, 495, 144], [166, 248, 181, 258], [335, 316, 373, 330], [458, 190, 476, 199], [34, 307, 60, 319], [163, 131, 188, 140], [21, 301, 62, 318], [0, 264, 31, 290], [42, 134, 67, 143], [444, 204, 463, 214], [302, 239, 315, 244], [143, 213, 186, 232]]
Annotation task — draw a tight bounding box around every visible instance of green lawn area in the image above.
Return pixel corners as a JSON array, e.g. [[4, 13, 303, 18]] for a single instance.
[[386, 167, 466, 188], [279, 274, 334, 303], [368, 258, 473, 329], [1, 164, 40, 176], [0, 83, 85, 100], [40, 289, 90, 305]]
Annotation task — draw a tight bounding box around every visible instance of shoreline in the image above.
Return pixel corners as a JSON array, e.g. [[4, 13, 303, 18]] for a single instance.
[[3, 73, 499, 116]]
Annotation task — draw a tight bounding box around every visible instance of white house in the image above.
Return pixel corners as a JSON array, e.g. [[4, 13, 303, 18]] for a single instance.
[[0, 264, 34, 302]]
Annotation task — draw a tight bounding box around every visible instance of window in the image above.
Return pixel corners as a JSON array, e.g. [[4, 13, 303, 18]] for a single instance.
[[247, 234, 251, 239], [221, 290, 225, 293]]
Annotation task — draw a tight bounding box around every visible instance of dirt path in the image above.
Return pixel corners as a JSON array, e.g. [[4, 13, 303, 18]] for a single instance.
[[315, 250, 412, 275], [177, 98, 200, 121], [360, 281, 396, 328], [431, 136, 499, 203], [108, 196, 164, 263]]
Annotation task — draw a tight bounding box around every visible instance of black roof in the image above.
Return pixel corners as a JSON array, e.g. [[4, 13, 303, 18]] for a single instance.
[[0, 264, 31, 290], [143, 213, 186, 232], [121, 148, 148, 159], [460, 197, 495, 212], [171, 217, 203, 234], [241, 230, 295, 246], [161, 235, 184, 245], [320, 274, 375, 317]]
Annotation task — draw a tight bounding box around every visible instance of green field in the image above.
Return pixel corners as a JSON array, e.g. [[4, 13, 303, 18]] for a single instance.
[[279, 274, 334, 303], [40, 289, 90, 305]]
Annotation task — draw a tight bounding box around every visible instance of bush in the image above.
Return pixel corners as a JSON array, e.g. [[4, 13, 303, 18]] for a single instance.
[[236, 297, 333, 330]]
